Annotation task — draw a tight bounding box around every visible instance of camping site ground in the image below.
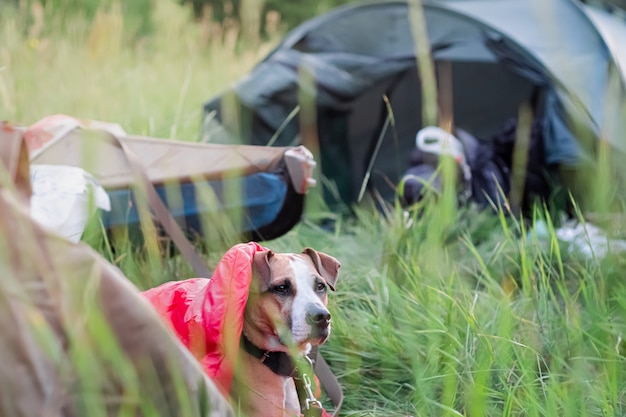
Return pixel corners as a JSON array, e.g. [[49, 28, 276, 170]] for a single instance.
[[2, 1, 626, 416]]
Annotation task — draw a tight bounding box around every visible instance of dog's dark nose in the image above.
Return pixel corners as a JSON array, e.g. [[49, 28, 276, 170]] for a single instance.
[[306, 306, 331, 326]]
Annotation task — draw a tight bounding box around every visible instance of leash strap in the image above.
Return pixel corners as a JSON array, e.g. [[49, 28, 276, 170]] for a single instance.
[[243, 334, 342, 416], [294, 371, 323, 417], [309, 347, 343, 417], [106, 131, 213, 278]]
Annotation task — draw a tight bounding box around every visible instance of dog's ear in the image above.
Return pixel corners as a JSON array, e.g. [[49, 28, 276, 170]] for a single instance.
[[302, 248, 341, 291], [252, 250, 274, 290]]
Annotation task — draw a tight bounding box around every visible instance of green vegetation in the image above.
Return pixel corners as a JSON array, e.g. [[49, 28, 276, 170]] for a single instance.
[[0, 0, 272, 136], [180, 0, 354, 37], [2, 1, 626, 416]]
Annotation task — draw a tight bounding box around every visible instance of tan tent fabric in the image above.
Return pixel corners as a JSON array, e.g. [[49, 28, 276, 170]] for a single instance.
[[30, 129, 291, 189], [0, 123, 31, 203], [0, 190, 235, 417], [0, 126, 234, 417]]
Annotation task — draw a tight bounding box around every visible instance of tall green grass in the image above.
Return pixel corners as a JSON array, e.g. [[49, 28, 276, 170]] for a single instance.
[[2, 1, 626, 416], [281, 199, 626, 416], [0, 0, 275, 138]]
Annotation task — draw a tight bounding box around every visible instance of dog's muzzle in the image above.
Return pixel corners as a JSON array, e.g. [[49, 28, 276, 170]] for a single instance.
[[306, 305, 331, 341], [306, 305, 331, 326]]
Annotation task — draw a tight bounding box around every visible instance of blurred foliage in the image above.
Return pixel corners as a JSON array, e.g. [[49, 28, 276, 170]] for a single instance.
[[263, 0, 354, 29], [8, 0, 155, 38], [181, 0, 356, 35]]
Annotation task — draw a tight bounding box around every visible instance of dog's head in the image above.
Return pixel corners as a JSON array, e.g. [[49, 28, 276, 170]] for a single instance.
[[243, 248, 340, 353]]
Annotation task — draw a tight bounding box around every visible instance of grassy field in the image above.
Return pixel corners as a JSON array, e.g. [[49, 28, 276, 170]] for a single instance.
[[3, 1, 626, 416]]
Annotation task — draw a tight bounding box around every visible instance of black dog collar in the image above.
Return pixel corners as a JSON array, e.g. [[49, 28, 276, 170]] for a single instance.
[[241, 336, 296, 377]]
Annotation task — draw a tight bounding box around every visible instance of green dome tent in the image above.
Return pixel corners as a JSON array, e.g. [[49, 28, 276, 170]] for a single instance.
[[203, 0, 626, 210]]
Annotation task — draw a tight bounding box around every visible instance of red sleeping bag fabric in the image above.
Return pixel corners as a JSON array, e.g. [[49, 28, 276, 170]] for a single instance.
[[142, 242, 266, 394]]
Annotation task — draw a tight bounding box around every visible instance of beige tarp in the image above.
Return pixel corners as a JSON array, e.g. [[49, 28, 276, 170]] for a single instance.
[[21, 114, 315, 193], [30, 129, 292, 189]]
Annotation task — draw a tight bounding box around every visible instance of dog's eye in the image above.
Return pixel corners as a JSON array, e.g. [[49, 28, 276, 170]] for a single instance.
[[315, 282, 327, 293], [270, 282, 290, 295]]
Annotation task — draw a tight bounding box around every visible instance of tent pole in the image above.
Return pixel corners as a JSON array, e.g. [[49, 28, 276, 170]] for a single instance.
[[357, 105, 393, 203]]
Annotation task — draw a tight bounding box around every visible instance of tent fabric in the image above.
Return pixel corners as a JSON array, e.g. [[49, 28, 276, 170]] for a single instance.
[[203, 0, 626, 207], [141, 242, 265, 394], [582, 5, 626, 84]]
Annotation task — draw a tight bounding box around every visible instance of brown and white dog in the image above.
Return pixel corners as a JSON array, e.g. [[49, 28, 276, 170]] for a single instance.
[[234, 248, 341, 417]]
